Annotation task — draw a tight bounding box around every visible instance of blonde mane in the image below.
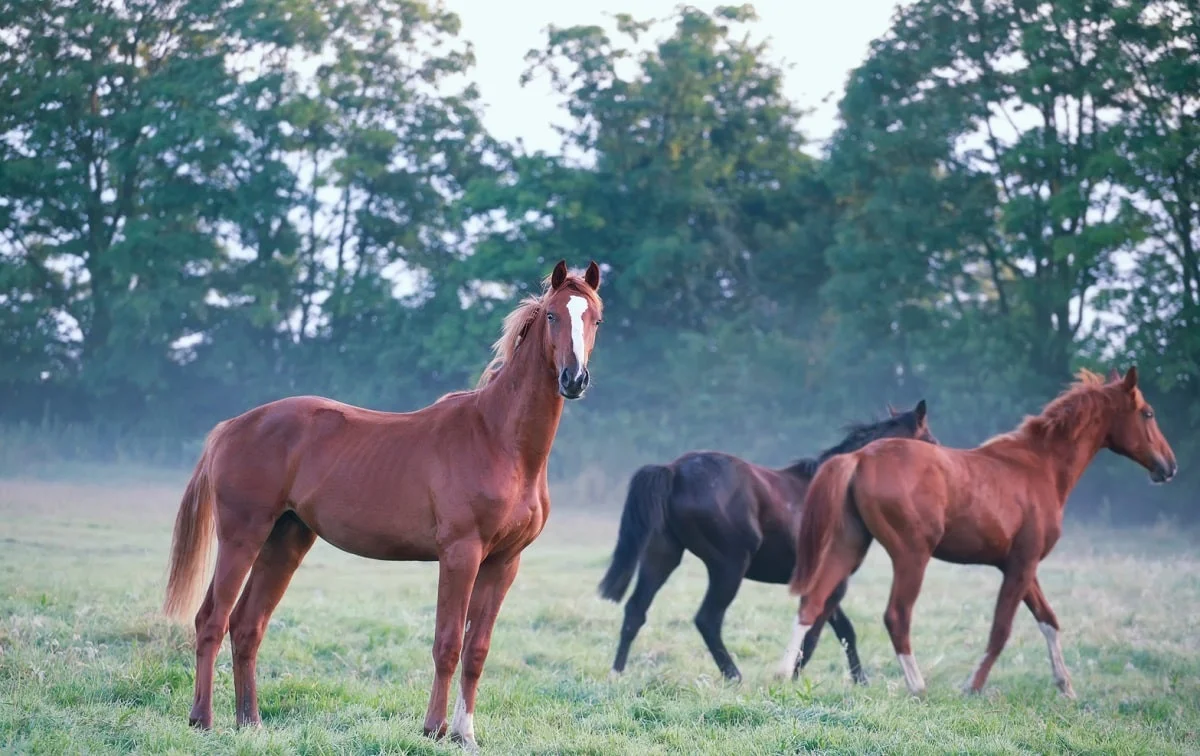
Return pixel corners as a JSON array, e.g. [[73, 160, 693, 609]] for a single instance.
[[435, 271, 602, 403], [982, 368, 1123, 448]]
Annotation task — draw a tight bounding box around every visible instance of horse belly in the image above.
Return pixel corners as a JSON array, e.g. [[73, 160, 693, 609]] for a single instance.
[[293, 499, 439, 562], [745, 531, 795, 584], [933, 523, 1008, 566]]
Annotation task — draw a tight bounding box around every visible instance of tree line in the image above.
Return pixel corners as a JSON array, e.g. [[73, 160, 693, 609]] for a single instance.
[[1, 1, 1196, 523]]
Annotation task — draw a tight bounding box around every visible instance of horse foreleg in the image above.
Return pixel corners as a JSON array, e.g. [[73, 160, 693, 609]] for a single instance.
[[423, 542, 483, 740], [795, 580, 866, 685], [823, 605, 868, 685], [694, 558, 748, 682], [229, 513, 316, 727], [1023, 576, 1075, 698], [965, 565, 1034, 694], [451, 555, 522, 752], [778, 551, 860, 680]]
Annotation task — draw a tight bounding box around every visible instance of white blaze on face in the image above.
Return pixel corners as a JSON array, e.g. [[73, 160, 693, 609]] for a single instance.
[[566, 295, 589, 377]]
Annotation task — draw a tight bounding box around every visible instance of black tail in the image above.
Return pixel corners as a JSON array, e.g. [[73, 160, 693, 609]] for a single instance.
[[598, 464, 674, 602]]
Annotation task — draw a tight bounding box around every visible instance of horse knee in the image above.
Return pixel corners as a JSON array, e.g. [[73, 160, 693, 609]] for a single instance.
[[461, 639, 489, 682], [432, 635, 461, 677]]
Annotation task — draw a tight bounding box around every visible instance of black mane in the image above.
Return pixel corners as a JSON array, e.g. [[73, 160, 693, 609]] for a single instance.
[[784, 414, 915, 479]]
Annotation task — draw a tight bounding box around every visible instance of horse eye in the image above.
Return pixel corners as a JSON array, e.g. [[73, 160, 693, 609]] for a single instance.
[[546, 312, 555, 322], [1142, 409, 1154, 420]]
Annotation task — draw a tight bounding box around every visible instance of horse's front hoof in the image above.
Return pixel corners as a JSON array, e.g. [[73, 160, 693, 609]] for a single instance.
[[188, 715, 213, 730], [423, 721, 448, 740], [1057, 680, 1077, 699], [451, 731, 480, 753]]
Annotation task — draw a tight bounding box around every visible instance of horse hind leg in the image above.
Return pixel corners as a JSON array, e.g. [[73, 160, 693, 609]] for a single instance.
[[610, 534, 683, 676], [228, 512, 317, 727], [882, 552, 932, 697], [778, 538, 868, 679], [189, 497, 280, 729]]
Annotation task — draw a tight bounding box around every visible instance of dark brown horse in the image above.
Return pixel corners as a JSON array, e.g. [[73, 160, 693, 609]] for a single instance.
[[162, 260, 603, 748], [783, 368, 1178, 697], [599, 401, 938, 683]]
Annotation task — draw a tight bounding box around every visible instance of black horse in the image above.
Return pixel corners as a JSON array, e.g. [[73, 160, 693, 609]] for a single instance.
[[598, 401, 938, 682]]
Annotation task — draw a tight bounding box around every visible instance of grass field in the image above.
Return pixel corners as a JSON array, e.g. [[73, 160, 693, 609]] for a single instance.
[[2, 473, 1199, 755]]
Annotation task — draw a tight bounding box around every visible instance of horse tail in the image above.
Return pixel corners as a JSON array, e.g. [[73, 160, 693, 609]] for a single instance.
[[790, 453, 859, 596], [598, 464, 674, 602], [162, 422, 226, 623]]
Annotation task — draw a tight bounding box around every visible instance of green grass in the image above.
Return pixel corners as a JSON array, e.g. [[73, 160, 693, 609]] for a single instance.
[[1, 475, 1199, 754]]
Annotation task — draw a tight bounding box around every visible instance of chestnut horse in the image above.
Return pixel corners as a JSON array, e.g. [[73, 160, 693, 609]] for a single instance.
[[598, 400, 938, 683], [781, 367, 1177, 697], [162, 260, 603, 748]]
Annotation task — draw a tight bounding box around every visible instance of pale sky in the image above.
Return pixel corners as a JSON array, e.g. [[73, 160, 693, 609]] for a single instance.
[[446, 0, 911, 156]]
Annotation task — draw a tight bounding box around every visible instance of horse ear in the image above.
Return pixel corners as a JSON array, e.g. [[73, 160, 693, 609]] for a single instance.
[[914, 399, 927, 423], [1108, 367, 1121, 383], [1122, 366, 1138, 392], [550, 260, 568, 290], [584, 260, 601, 291]]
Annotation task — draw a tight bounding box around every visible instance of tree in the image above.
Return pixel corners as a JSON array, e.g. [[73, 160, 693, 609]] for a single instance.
[[464, 5, 836, 467], [822, 0, 1145, 440]]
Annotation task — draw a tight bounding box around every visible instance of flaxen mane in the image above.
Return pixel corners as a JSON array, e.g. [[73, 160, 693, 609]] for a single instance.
[[436, 271, 601, 402], [982, 369, 1123, 448]]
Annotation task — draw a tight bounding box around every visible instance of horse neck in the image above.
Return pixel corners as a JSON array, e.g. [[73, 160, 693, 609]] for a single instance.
[[478, 323, 564, 475], [1031, 405, 1112, 504]]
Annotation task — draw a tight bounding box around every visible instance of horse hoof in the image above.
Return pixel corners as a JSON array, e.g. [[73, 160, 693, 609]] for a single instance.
[[423, 722, 448, 740], [236, 718, 262, 729], [188, 715, 213, 730], [451, 732, 480, 753], [608, 669, 622, 682], [853, 675, 870, 686], [1057, 681, 1077, 700]]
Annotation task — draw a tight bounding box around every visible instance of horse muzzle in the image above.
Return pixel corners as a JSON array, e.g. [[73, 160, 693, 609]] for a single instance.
[[1149, 455, 1178, 484], [559, 366, 589, 399]]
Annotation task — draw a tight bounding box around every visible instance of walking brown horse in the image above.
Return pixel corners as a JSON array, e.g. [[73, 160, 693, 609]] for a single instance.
[[162, 260, 603, 748], [781, 367, 1177, 697], [598, 401, 937, 684]]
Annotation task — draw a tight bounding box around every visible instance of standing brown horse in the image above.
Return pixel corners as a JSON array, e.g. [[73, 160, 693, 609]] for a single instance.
[[781, 367, 1177, 697], [162, 260, 603, 748]]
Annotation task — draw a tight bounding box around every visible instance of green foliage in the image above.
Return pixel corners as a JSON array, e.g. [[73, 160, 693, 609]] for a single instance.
[[0, 1, 1197, 522]]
